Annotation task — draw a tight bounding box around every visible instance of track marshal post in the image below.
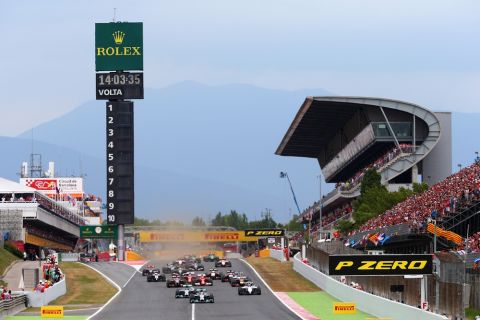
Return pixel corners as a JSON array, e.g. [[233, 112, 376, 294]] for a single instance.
[[95, 20, 144, 261]]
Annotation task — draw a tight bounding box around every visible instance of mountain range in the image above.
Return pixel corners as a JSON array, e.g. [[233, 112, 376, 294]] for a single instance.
[[1, 81, 478, 223]]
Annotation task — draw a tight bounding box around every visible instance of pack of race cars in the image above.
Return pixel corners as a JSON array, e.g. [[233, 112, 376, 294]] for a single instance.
[[141, 253, 262, 304]]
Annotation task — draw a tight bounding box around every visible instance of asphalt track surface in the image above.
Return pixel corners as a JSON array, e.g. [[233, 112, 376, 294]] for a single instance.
[[89, 259, 301, 320]]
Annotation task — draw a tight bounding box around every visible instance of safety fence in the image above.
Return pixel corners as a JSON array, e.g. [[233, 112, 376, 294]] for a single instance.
[[292, 252, 447, 320], [60, 253, 80, 262], [25, 278, 67, 307], [0, 294, 27, 317]]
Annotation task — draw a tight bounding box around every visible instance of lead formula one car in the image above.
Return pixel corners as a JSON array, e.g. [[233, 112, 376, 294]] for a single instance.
[[175, 285, 195, 298], [238, 282, 261, 295], [189, 288, 214, 303]]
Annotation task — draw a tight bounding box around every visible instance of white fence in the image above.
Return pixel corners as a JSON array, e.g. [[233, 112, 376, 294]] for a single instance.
[[269, 249, 286, 262], [60, 253, 80, 262], [25, 278, 67, 307], [292, 253, 447, 320]]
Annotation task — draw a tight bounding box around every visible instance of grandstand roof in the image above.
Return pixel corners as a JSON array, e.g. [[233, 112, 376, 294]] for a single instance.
[[0, 177, 35, 193], [275, 97, 361, 157]]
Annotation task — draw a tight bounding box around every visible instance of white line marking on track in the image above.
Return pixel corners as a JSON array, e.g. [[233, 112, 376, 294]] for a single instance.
[[82, 263, 122, 320], [240, 258, 306, 320], [123, 270, 137, 288], [191, 301, 195, 320]]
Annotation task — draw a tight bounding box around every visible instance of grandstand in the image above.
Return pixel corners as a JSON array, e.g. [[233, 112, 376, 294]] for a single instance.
[[276, 97, 454, 250]]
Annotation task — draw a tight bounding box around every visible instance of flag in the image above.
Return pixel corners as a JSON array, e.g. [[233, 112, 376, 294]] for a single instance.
[[379, 235, 391, 245], [369, 233, 379, 246], [377, 233, 385, 243], [474, 258, 480, 270]]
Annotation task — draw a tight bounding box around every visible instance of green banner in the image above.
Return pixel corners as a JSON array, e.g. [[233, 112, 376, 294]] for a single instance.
[[95, 22, 143, 71], [80, 225, 118, 238]]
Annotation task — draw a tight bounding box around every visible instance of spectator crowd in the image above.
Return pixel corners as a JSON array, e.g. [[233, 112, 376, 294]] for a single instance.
[[356, 162, 480, 235], [337, 144, 414, 192], [35, 253, 64, 293]]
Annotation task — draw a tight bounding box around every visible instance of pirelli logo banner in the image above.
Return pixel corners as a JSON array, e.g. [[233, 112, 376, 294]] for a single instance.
[[139, 231, 259, 243], [333, 302, 356, 314], [329, 254, 433, 276], [244, 229, 285, 237]]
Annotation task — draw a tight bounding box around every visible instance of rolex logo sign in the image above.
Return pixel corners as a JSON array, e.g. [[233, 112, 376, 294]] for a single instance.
[[113, 31, 125, 44], [95, 22, 143, 71]]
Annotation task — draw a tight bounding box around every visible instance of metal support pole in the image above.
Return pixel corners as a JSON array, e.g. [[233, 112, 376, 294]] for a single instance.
[[318, 174, 323, 231], [118, 224, 125, 261], [380, 106, 400, 149], [412, 114, 416, 151], [433, 219, 437, 253]]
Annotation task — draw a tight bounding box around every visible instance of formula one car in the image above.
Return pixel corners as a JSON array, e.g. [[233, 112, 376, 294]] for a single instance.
[[206, 268, 221, 280], [220, 270, 235, 282], [162, 263, 175, 274], [238, 282, 261, 295], [189, 288, 215, 303], [193, 274, 213, 286], [230, 274, 250, 287], [186, 262, 205, 271], [215, 259, 232, 268], [167, 276, 186, 288], [147, 271, 166, 282], [142, 265, 156, 276], [203, 254, 219, 262], [175, 285, 195, 298], [183, 272, 197, 284]]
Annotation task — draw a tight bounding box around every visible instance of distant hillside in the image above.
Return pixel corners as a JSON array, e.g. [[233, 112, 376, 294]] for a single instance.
[[0, 136, 296, 222], [11, 82, 477, 222], [12, 82, 332, 221]]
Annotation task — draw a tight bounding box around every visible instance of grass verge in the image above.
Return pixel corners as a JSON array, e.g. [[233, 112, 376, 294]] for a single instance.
[[50, 262, 117, 305], [0, 247, 20, 286], [466, 307, 480, 320], [0, 247, 20, 275], [245, 256, 318, 292], [288, 292, 373, 320]]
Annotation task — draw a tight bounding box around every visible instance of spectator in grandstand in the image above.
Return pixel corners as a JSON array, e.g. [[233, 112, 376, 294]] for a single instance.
[[355, 162, 480, 238]]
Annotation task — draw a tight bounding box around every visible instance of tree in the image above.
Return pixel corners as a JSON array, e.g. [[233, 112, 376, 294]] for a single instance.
[[285, 214, 303, 232], [134, 217, 151, 226], [360, 169, 383, 195], [192, 216, 206, 227]]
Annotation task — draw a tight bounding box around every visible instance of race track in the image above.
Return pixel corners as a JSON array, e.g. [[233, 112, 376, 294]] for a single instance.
[[89, 258, 301, 320]]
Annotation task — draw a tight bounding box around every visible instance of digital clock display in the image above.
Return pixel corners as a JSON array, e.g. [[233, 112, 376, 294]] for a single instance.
[[96, 71, 144, 100], [97, 72, 142, 85]]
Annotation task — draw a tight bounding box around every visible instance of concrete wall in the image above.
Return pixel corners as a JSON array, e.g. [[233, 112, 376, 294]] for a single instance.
[[422, 112, 452, 186], [292, 253, 447, 320], [269, 249, 286, 262], [25, 278, 67, 307]]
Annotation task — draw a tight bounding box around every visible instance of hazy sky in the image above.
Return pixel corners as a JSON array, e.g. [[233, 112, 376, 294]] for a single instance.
[[1, 1, 480, 136]]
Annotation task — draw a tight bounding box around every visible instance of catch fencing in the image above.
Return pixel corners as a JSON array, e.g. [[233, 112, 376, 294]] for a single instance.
[[0, 294, 27, 317]]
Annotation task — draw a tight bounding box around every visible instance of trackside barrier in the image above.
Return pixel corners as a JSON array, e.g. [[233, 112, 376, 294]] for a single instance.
[[292, 253, 448, 320], [269, 248, 286, 262], [25, 278, 67, 307], [60, 253, 79, 262], [0, 294, 27, 317]]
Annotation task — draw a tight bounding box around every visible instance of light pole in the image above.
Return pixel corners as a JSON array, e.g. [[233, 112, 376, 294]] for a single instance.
[[279, 172, 301, 215]]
